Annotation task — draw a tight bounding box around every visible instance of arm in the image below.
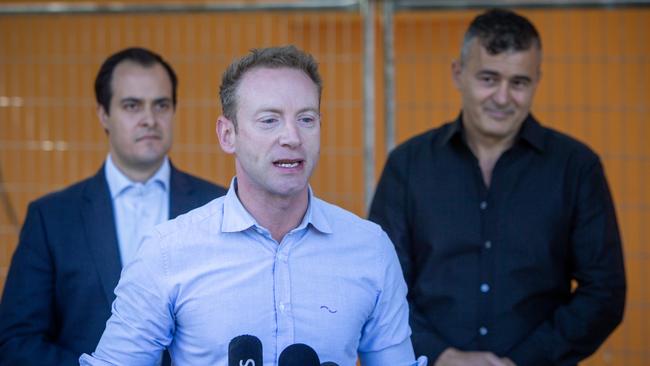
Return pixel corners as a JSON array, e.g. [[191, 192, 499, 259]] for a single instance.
[[357, 231, 420, 366], [80, 235, 174, 366], [0, 203, 79, 366], [434, 348, 514, 366], [507, 159, 626, 365], [368, 150, 450, 362]]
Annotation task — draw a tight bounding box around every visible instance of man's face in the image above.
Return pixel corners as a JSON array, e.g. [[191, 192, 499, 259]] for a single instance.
[[98, 61, 174, 179], [217, 67, 320, 201], [453, 39, 541, 143]]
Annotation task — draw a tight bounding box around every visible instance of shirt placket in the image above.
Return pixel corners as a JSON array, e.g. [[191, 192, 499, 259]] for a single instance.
[[274, 233, 295, 358], [477, 174, 496, 349]]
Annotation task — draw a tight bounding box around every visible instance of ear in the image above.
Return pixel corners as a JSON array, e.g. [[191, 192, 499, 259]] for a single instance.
[[451, 59, 463, 90], [97, 104, 110, 131], [217, 115, 236, 154]]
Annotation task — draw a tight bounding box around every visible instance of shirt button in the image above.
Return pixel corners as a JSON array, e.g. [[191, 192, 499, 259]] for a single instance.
[[480, 201, 488, 210], [279, 303, 285, 312], [480, 283, 490, 293], [479, 326, 488, 336], [484, 240, 492, 249]]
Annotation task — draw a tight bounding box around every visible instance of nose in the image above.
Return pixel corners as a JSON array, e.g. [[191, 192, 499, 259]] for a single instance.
[[279, 120, 301, 148], [492, 81, 510, 106], [140, 105, 157, 128]]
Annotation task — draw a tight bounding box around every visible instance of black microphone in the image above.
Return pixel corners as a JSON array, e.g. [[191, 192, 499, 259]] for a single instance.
[[278, 343, 320, 366], [320, 362, 339, 366], [228, 334, 263, 366]]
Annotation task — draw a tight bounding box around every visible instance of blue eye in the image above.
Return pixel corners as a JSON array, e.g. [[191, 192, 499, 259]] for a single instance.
[[299, 117, 315, 124], [298, 113, 320, 125], [260, 118, 278, 124]]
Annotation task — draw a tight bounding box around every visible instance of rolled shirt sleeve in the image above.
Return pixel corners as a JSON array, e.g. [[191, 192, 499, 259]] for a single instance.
[[358, 231, 422, 365]]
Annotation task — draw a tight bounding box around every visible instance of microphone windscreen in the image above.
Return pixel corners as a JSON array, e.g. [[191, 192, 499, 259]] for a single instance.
[[278, 343, 320, 366], [321, 362, 339, 366], [228, 334, 263, 366]]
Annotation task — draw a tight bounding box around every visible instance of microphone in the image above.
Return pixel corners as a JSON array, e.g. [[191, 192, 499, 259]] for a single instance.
[[278, 343, 320, 366], [320, 362, 339, 366], [228, 334, 263, 366]]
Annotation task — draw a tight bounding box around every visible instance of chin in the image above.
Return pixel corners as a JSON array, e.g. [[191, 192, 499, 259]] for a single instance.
[[275, 184, 308, 198]]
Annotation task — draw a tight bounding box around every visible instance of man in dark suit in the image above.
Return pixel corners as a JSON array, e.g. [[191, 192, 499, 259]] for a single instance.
[[0, 47, 226, 365]]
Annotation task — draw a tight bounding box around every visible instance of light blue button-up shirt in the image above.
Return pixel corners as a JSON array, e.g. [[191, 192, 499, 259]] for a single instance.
[[104, 154, 170, 266], [80, 180, 425, 366]]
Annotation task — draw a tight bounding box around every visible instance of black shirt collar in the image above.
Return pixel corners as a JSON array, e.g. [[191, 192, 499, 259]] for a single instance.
[[440, 113, 546, 153]]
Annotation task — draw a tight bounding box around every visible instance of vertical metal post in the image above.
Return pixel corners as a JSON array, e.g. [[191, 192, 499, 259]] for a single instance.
[[383, 0, 396, 155], [362, 0, 375, 212]]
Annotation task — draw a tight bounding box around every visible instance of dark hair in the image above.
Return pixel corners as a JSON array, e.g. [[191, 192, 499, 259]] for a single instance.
[[219, 45, 322, 126], [461, 8, 541, 65], [94, 47, 178, 114]]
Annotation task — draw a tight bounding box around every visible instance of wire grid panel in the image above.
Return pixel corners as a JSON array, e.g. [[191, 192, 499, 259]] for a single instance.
[[0, 10, 366, 292]]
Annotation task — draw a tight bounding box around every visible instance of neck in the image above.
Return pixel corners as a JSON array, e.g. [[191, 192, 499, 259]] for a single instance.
[[236, 182, 309, 243], [464, 124, 517, 188], [112, 158, 163, 183]]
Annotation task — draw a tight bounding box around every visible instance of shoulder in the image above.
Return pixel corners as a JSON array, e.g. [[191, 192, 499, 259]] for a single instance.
[[316, 198, 379, 229], [313, 197, 392, 250], [312, 198, 398, 281], [138, 196, 226, 276], [28, 173, 100, 211], [387, 122, 454, 164], [392, 125, 443, 154], [154, 195, 225, 239], [542, 126, 602, 167]]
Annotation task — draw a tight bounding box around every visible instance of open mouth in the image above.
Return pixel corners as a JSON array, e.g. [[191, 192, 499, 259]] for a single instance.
[[274, 159, 303, 168]]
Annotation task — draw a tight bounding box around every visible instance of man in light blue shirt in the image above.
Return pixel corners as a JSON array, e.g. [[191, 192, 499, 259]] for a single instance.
[[80, 45, 426, 366]]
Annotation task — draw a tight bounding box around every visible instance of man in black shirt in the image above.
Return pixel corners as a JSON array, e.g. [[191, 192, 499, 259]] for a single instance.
[[369, 9, 625, 366]]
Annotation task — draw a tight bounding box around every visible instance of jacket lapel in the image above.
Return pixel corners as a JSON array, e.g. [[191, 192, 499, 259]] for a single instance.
[[82, 167, 122, 304], [169, 165, 195, 219]]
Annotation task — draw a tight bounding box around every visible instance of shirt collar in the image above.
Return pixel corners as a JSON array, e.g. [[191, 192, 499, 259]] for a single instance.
[[439, 113, 546, 153], [517, 114, 546, 152], [221, 177, 332, 235], [104, 154, 170, 199], [439, 114, 463, 147]]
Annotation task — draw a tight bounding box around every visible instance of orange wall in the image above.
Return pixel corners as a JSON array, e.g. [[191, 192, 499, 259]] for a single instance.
[[0, 5, 648, 365]]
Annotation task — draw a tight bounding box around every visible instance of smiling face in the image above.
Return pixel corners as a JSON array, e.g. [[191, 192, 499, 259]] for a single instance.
[[453, 38, 541, 145], [217, 67, 320, 204], [98, 61, 174, 181]]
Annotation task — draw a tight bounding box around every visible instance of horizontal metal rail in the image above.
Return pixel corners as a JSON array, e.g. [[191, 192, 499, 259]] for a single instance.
[[0, 0, 360, 16], [394, 0, 650, 10]]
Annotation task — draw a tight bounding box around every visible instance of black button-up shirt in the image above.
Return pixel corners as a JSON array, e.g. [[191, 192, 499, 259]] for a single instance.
[[369, 115, 625, 366]]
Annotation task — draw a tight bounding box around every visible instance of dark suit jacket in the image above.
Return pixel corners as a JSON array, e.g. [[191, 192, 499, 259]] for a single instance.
[[0, 164, 227, 366]]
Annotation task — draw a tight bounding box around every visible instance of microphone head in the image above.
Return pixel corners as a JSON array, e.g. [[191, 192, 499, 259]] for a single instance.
[[320, 362, 339, 366], [278, 343, 320, 366], [228, 334, 263, 366]]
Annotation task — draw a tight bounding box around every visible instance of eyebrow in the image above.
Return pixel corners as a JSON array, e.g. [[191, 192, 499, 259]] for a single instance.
[[119, 97, 142, 104], [254, 107, 319, 115], [119, 96, 172, 104], [153, 97, 173, 104], [477, 70, 533, 83]]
